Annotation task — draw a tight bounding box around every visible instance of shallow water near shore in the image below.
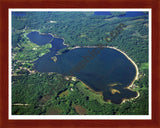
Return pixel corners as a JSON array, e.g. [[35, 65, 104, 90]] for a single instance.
[[28, 31, 138, 104]]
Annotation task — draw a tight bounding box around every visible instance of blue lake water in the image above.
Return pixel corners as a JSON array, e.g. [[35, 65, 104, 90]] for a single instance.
[[12, 12, 26, 16], [27, 31, 53, 45], [27, 31, 138, 104], [94, 11, 146, 17], [118, 11, 146, 17], [94, 12, 111, 16]]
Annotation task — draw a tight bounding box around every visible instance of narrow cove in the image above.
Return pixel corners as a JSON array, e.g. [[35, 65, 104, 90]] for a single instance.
[[27, 31, 138, 104]]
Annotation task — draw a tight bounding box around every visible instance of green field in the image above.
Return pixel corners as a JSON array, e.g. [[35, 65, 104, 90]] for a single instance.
[[141, 63, 149, 70]]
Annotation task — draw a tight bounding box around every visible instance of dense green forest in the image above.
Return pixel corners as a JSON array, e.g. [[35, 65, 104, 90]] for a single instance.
[[11, 11, 149, 115]]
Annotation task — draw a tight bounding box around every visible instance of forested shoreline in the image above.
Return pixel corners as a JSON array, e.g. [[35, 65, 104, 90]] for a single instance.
[[11, 11, 149, 115]]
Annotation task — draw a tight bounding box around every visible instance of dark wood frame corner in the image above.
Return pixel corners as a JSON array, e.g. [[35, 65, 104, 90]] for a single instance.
[[0, 0, 160, 128]]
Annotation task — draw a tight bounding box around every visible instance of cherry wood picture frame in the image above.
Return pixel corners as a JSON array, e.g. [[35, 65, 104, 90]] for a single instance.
[[0, 0, 160, 128]]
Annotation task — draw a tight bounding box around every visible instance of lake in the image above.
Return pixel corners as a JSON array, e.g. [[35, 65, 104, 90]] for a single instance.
[[27, 31, 53, 45], [118, 11, 147, 17], [94, 11, 146, 17], [27, 31, 138, 104], [12, 12, 26, 16], [94, 11, 111, 16]]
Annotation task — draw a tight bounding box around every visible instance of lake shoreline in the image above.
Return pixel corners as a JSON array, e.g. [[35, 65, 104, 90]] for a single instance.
[[107, 46, 140, 103], [64, 45, 140, 104], [121, 91, 140, 104], [26, 30, 140, 104], [24, 30, 55, 44]]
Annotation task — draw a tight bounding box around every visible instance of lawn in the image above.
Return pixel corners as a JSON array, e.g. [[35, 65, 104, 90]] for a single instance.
[[141, 62, 149, 70]]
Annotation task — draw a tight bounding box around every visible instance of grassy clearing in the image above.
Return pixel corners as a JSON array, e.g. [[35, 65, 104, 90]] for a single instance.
[[130, 86, 141, 92], [132, 86, 147, 92], [14, 40, 51, 62], [76, 82, 107, 104], [39, 95, 51, 104], [141, 62, 149, 70], [59, 90, 69, 97], [80, 34, 87, 37], [46, 106, 62, 115], [73, 105, 87, 115]]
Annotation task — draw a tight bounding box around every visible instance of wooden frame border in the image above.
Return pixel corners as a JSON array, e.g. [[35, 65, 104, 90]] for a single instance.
[[0, 0, 160, 128]]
